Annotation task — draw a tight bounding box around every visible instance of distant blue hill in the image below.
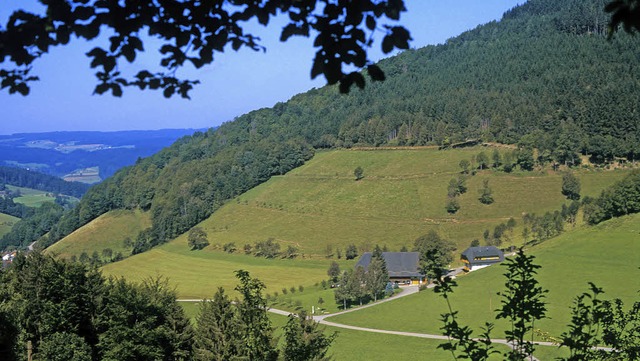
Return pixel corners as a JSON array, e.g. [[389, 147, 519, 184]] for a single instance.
[[0, 129, 205, 182]]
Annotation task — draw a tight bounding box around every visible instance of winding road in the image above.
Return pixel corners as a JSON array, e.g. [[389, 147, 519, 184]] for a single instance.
[[265, 284, 545, 361], [180, 277, 550, 359]]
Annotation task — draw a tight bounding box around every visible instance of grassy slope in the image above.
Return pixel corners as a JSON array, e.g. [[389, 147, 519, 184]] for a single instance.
[[102, 239, 353, 298], [99, 147, 631, 302], [326, 213, 640, 339], [0, 212, 19, 238], [193, 148, 628, 255], [46, 209, 151, 259]]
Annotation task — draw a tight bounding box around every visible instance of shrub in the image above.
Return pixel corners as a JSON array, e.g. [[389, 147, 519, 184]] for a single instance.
[[223, 242, 237, 253], [254, 238, 280, 258]]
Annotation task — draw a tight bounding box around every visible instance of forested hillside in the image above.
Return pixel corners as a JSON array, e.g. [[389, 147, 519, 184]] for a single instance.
[[43, 0, 640, 252]]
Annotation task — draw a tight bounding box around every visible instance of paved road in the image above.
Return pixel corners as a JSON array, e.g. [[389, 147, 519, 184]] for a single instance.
[[264, 284, 544, 361], [179, 281, 548, 360], [312, 284, 419, 321]]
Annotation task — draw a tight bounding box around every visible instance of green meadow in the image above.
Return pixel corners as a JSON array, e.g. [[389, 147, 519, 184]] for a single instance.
[[96, 147, 633, 303], [47, 209, 151, 259], [101, 240, 352, 299], [195, 148, 630, 256], [177, 302, 514, 360], [0, 213, 19, 238], [326, 213, 640, 339], [6, 185, 56, 207]]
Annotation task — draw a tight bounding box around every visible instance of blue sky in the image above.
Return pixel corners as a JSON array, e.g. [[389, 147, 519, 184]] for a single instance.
[[0, 0, 524, 135]]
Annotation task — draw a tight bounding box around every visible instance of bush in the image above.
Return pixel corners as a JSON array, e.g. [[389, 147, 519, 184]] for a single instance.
[[298, 285, 304, 293], [254, 238, 280, 258], [283, 245, 299, 259], [282, 287, 288, 295], [445, 196, 460, 214], [354, 166, 364, 181], [243, 243, 252, 255], [223, 242, 236, 253], [345, 244, 358, 260], [479, 179, 494, 205]]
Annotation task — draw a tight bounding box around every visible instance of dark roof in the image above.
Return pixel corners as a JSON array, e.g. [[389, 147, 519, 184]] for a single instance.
[[461, 246, 504, 265], [356, 252, 423, 278]]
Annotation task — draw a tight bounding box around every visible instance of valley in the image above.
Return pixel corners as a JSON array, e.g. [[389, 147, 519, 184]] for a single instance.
[[91, 147, 635, 300], [1, 0, 639, 359]]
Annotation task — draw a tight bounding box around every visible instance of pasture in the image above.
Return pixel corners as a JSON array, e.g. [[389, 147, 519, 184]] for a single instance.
[[47, 209, 151, 259], [195, 148, 631, 256], [326, 213, 640, 339], [0, 212, 19, 238], [101, 240, 352, 299], [98, 147, 633, 303], [6, 185, 56, 207]]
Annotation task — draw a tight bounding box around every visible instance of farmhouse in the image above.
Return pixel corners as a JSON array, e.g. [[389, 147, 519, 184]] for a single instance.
[[460, 246, 504, 271], [1, 251, 16, 268], [356, 252, 425, 285]]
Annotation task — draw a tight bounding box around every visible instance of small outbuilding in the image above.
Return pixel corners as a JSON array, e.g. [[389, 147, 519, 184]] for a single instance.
[[460, 246, 504, 271], [356, 252, 425, 285]]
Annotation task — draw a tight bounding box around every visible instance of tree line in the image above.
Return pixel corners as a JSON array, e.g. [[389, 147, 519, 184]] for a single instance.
[[332, 247, 391, 310], [584, 170, 640, 225], [0, 253, 335, 361], [0, 202, 64, 250], [0, 166, 90, 199], [40, 137, 314, 251]]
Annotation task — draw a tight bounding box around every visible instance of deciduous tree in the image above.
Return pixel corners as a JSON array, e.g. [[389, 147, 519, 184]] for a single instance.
[[479, 179, 494, 205], [366, 256, 389, 302], [188, 227, 210, 250], [0, 1, 410, 97], [354, 166, 364, 181], [562, 171, 581, 200], [496, 249, 548, 360], [327, 261, 341, 283], [413, 230, 456, 281]]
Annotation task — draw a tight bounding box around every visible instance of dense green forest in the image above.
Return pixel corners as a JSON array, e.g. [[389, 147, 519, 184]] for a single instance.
[[42, 0, 640, 252], [0, 167, 87, 250], [0, 166, 90, 198], [0, 197, 33, 220], [0, 253, 332, 361], [1, 203, 64, 250]]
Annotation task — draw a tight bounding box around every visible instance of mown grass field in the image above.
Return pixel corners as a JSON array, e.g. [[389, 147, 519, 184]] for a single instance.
[[177, 302, 514, 360], [0, 212, 19, 238], [6, 185, 56, 207], [101, 240, 353, 299], [326, 213, 640, 340], [47, 209, 151, 259]]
